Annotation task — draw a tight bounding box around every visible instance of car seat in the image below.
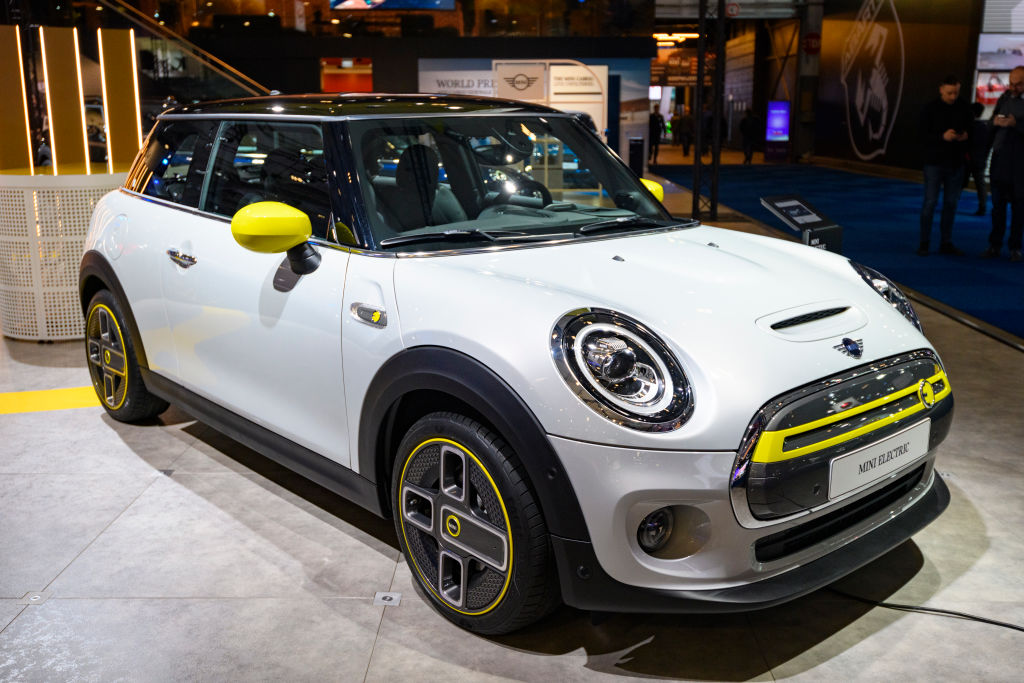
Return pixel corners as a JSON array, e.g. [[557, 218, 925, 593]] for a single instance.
[[373, 144, 467, 231]]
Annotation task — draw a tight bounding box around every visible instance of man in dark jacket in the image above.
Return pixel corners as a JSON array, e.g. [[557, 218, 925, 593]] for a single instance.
[[918, 75, 972, 256], [983, 65, 1024, 261], [649, 108, 666, 164]]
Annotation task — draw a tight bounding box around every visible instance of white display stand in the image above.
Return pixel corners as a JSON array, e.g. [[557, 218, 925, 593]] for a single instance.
[[0, 172, 126, 340]]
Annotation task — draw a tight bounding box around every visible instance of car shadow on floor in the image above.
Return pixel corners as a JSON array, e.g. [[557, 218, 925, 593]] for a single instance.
[[180, 418, 401, 550], [112, 415, 988, 680], [486, 541, 926, 680]]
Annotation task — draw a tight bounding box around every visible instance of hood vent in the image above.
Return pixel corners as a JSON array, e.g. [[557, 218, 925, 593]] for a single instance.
[[770, 307, 850, 331]]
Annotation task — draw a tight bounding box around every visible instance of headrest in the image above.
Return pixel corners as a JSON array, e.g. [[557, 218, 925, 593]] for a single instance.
[[262, 147, 304, 181], [396, 144, 439, 198]]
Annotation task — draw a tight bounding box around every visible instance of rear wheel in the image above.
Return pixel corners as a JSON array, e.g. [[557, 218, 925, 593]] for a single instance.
[[391, 412, 559, 634], [85, 290, 168, 422]]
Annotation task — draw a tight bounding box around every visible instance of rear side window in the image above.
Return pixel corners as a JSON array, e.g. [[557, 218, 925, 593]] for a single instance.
[[202, 121, 330, 238], [126, 119, 217, 207]]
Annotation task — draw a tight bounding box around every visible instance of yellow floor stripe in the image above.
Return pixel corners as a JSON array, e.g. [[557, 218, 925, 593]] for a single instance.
[[0, 386, 101, 415]]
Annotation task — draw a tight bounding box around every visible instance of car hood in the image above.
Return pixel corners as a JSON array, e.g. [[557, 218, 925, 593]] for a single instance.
[[393, 226, 931, 449]]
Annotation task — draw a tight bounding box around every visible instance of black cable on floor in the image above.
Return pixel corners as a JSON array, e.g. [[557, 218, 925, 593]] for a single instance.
[[828, 588, 1024, 633]]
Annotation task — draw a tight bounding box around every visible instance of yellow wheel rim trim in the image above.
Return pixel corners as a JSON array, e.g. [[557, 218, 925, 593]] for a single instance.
[[87, 303, 129, 411], [399, 437, 513, 616]]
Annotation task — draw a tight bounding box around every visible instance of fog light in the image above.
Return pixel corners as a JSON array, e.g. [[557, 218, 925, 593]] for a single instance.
[[637, 507, 674, 553]]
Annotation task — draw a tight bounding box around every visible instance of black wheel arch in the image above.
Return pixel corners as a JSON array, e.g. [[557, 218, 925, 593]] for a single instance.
[[79, 250, 149, 369], [359, 346, 590, 541]]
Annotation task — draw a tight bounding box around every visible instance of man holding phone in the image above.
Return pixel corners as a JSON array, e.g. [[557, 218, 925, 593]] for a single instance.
[[984, 65, 1024, 261], [918, 75, 972, 256]]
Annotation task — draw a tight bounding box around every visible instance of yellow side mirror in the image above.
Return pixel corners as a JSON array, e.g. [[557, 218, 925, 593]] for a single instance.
[[231, 201, 312, 254], [640, 178, 665, 203]]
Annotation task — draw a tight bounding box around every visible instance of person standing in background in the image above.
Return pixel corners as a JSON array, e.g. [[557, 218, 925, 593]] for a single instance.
[[678, 105, 695, 157], [739, 109, 758, 164], [983, 65, 1024, 261], [648, 107, 666, 165], [966, 101, 992, 216], [918, 75, 972, 256]]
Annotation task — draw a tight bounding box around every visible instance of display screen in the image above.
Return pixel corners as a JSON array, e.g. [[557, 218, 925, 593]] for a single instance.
[[775, 199, 820, 225], [330, 0, 455, 9], [765, 101, 790, 142], [977, 34, 1024, 70]]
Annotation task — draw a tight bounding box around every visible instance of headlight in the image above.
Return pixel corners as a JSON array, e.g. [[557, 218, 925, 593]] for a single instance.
[[551, 308, 694, 431], [850, 262, 923, 332]]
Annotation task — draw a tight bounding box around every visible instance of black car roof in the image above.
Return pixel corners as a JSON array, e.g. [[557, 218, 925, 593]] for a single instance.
[[162, 93, 563, 118]]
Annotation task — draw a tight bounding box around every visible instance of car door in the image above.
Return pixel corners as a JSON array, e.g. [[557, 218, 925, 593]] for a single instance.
[[117, 118, 218, 378], [160, 118, 352, 465]]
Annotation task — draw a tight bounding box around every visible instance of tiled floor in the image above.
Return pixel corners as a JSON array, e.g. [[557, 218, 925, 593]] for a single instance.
[[1, 291, 1022, 680]]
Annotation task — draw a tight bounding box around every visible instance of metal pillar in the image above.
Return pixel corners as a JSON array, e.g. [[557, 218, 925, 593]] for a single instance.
[[691, 0, 726, 221], [691, 0, 707, 219]]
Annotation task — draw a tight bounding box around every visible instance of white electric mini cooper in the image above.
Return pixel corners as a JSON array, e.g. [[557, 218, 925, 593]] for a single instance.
[[81, 94, 952, 634]]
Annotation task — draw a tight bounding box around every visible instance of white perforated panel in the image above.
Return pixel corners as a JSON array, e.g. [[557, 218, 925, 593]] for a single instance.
[[0, 174, 124, 340]]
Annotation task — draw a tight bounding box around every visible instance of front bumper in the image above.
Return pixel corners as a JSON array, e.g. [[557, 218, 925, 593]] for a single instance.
[[551, 472, 949, 613], [547, 349, 953, 612]]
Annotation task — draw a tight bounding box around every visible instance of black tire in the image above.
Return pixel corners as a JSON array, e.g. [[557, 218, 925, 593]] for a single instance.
[[391, 412, 560, 634], [84, 290, 168, 422]]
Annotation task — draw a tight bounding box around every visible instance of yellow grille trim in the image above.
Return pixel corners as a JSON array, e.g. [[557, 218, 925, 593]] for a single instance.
[[752, 369, 950, 464]]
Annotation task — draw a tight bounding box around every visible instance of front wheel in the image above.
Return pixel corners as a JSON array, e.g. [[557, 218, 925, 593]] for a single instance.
[[85, 290, 168, 422], [391, 412, 559, 634]]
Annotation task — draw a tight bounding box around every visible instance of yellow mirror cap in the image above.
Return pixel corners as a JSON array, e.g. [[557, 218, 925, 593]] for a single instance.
[[231, 201, 312, 253], [640, 178, 665, 203]]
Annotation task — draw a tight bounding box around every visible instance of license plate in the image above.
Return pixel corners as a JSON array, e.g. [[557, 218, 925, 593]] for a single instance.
[[828, 420, 930, 499]]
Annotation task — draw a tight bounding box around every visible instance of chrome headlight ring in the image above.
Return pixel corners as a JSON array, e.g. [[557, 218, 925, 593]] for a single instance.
[[850, 261, 923, 333], [551, 308, 694, 432]]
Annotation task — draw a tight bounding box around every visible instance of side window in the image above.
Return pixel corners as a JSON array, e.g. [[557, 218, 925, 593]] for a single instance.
[[203, 121, 331, 238], [128, 120, 216, 207]]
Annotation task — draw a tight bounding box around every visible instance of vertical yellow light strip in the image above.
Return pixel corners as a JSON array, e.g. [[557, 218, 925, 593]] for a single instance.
[[129, 28, 142, 148], [72, 27, 91, 175], [97, 28, 112, 174], [15, 27, 34, 175], [39, 27, 57, 175]]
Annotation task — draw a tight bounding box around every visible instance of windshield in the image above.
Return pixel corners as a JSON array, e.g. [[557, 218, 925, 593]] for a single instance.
[[346, 115, 676, 251]]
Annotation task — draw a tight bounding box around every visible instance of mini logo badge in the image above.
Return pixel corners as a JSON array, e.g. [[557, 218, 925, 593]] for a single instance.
[[918, 380, 935, 408], [834, 337, 864, 358], [444, 514, 461, 538], [505, 74, 538, 91]]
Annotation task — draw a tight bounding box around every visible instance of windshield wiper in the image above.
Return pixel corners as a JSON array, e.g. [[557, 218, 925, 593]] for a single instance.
[[378, 229, 500, 247], [378, 229, 564, 248], [577, 216, 679, 235]]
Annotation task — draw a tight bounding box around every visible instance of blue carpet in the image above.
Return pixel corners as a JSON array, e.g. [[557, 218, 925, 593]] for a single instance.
[[656, 164, 1024, 339]]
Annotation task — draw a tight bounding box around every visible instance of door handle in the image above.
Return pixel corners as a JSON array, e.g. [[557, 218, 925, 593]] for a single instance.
[[167, 249, 197, 269]]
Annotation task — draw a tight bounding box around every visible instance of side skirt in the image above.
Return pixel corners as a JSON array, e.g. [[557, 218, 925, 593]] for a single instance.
[[142, 369, 386, 517]]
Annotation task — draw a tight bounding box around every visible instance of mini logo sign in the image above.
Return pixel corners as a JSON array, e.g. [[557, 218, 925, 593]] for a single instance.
[[918, 380, 935, 408], [505, 74, 538, 91], [834, 337, 864, 358], [840, 0, 905, 160]]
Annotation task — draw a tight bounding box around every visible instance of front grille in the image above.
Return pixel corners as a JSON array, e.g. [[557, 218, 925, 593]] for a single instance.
[[770, 307, 849, 330], [731, 350, 953, 521], [754, 465, 926, 563], [782, 380, 945, 452]]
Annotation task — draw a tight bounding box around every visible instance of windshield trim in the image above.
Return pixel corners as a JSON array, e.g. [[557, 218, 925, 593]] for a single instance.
[[365, 222, 700, 258]]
